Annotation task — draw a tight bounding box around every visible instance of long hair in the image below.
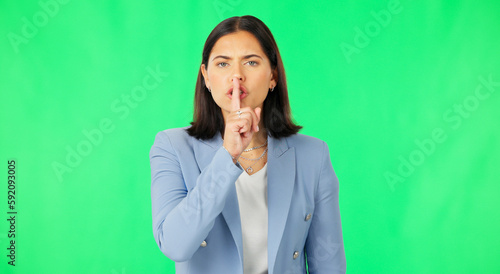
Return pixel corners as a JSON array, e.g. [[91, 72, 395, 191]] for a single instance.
[[186, 15, 302, 140]]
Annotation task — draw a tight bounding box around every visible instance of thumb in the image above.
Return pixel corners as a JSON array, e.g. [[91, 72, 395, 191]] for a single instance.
[[254, 107, 262, 132], [255, 107, 262, 119]]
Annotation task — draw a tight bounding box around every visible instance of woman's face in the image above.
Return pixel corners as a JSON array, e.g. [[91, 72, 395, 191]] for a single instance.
[[201, 31, 276, 116]]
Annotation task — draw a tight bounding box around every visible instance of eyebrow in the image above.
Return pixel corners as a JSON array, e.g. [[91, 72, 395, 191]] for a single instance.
[[211, 54, 263, 61]]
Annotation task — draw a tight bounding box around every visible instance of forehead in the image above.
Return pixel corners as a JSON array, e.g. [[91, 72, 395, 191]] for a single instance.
[[210, 31, 266, 57]]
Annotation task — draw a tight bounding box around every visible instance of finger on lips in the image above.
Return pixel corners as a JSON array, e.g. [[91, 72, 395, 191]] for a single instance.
[[231, 77, 240, 111], [231, 77, 260, 133]]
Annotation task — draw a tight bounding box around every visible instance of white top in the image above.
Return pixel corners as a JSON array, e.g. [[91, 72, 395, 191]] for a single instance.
[[235, 162, 268, 274]]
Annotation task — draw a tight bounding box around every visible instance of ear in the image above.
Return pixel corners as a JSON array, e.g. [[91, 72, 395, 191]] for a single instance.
[[201, 64, 210, 89], [270, 68, 278, 88]]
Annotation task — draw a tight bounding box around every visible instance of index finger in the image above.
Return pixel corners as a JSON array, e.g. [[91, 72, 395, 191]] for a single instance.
[[231, 77, 240, 111]]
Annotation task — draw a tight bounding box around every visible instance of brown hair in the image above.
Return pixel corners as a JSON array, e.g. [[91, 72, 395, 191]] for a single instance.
[[186, 15, 302, 139]]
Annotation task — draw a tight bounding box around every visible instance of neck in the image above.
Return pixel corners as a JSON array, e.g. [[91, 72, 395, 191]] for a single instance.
[[247, 129, 268, 150]]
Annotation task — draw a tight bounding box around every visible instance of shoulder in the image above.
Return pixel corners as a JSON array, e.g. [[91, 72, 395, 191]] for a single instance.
[[284, 133, 335, 183], [284, 133, 333, 173], [285, 132, 329, 153], [151, 126, 193, 148], [156, 126, 191, 139]]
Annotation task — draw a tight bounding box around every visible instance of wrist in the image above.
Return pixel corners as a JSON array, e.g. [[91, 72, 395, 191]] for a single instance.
[[222, 145, 240, 161]]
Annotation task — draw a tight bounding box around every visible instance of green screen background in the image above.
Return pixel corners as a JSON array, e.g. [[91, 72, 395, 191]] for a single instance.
[[1, 0, 499, 273]]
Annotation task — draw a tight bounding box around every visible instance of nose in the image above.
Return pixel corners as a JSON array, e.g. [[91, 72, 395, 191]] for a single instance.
[[231, 64, 245, 83]]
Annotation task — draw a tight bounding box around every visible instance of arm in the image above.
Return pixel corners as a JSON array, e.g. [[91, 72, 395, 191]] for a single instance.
[[305, 141, 346, 273], [150, 131, 243, 262]]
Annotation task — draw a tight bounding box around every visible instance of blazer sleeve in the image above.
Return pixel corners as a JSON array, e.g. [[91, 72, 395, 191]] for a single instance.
[[305, 141, 346, 273], [150, 131, 243, 262]]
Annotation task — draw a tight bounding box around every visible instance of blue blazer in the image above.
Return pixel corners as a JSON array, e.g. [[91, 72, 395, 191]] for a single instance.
[[150, 127, 346, 273]]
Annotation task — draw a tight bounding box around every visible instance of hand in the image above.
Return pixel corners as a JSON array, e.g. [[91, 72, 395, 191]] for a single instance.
[[223, 77, 262, 162]]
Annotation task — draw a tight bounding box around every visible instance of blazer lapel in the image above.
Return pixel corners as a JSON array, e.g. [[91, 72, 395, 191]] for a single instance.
[[267, 135, 296, 273], [193, 132, 245, 264], [193, 132, 223, 171], [192, 132, 296, 273]]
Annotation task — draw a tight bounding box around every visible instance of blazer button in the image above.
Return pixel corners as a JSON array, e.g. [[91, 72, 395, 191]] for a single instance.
[[200, 240, 207, 247], [305, 213, 312, 221], [293, 251, 299, 260]]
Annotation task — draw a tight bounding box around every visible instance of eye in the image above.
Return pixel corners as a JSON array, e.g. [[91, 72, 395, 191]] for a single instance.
[[217, 62, 229, 68], [247, 61, 258, 66]]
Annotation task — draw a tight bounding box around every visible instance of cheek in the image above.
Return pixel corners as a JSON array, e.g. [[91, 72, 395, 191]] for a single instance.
[[256, 70, 272, 83], [210, 86, 228, 108], [256, 91, 269, 102], [208, 71, 227, 89]]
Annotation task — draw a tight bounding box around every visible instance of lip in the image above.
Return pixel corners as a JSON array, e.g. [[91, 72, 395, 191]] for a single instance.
[[226, 85, 248, 100]]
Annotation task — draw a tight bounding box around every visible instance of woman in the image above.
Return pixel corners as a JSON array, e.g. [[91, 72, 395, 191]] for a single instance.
[[150, 15, 346, 274]]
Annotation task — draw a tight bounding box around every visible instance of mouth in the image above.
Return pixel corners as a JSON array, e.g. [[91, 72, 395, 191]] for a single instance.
[[226, 86, 248, 100]]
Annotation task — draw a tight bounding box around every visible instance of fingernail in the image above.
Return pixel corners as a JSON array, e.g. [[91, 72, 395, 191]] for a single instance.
[[256, 125, 259, 131]]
